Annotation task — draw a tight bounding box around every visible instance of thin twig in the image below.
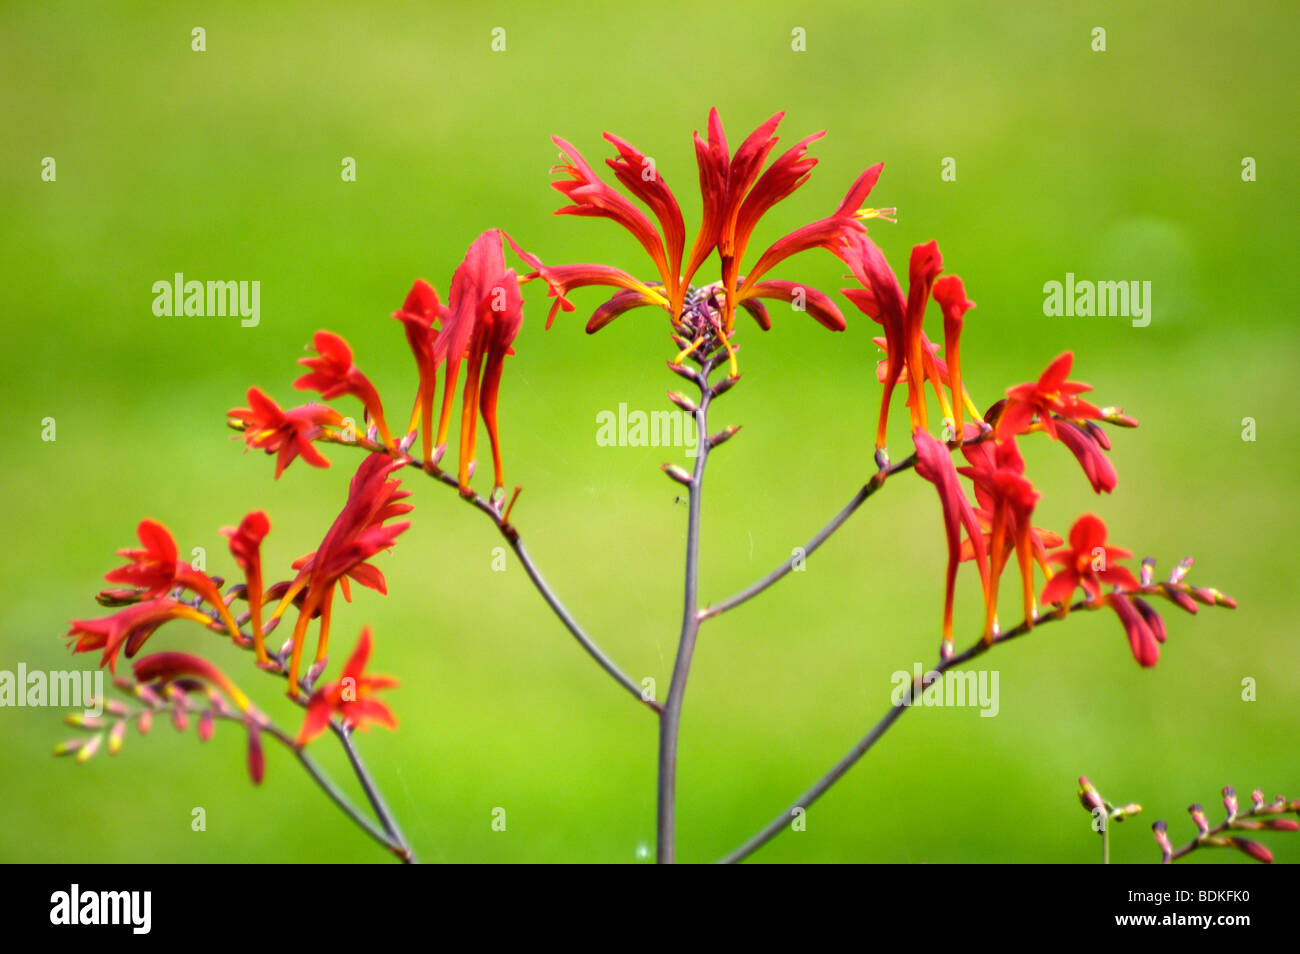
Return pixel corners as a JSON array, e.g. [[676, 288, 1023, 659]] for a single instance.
[[332, 722, 416, 863], [699, 431, 992, 621], [717, 600, 1086, 864], [296, 427, 656, 713]]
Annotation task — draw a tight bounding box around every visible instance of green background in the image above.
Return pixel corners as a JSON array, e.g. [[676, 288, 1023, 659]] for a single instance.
[[1, 1, 1296, 863]]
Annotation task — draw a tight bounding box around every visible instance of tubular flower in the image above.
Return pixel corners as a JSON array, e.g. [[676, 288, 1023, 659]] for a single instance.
[[1056, 419, 1118, 494], [957, 429, 1062, 582], [1040, 513, 1141, 614], [956, 437, 1041, 640], [228, 387, 345, 479], [67, 598, 214, 673], [271, 454, 412, 695], [133, 652, 254, 714], [295, 331, 395, 450], [932, 274, 979, 436], [1107, 593, 1167, 667], [912, 429, 990, 659], [296, 627, 398, 746], [425, 229, 526, 492], [997, 352, 1105, 441], [221, 511, 271, 663], [841, 234, 958, 449], [105, 519, 246, 644], [392, 279, 448, 463], [529, 109, 883, 375]]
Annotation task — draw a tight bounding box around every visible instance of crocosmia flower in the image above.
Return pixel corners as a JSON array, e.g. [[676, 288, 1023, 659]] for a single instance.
[[67, 598, 213, 672], [271, 454, 412, 694], [1040, 513, 1140, 609], [296, 331, 395, 451], [997, 352, 1104, 441], [957, 436, 1041, 639], [106, 519, 245, 643], [297, 627, 398, 746], [912, 428, 989, 659], [392, 279, 448, 464], [222, 511, 271, 663], [526, 108, 886, 375], [841, 234, 972, 449], [429, 230, 525, 494], [228, 387, 344, 478]]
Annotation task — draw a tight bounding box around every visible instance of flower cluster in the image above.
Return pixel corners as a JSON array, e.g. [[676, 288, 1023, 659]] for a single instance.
[[62, 453, 403, 779], [517, 109, 893, 375], [53, 108, 1252, 865]]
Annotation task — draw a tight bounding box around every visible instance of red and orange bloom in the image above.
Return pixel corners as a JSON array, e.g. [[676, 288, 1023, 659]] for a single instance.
[[133, 652, 254, 714], [912, 428, 990, 659], [106, 519, 246, 645], [531, 109, 884, 375], [841, 235, 960, 449], [270, 454, 412, 695], [427, 230, 526, 493], [1107, 593, 1163, 667], [228, 387, 345, 478], [957, 436, 1041, 639], [997, 352, 1105, 441], [392, 279, 448, 463], [296, 331, 395, 451], [222, 511, 271, 663], [1056, 419, 1118, 494], [1041, 513, 1140, 607], [67, 598, 213, 672], [932, 274, 980, 437], [297, 628, 398, 746]]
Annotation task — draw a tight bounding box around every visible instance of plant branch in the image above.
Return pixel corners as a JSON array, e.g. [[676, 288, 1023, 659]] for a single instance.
[[717, 598, 1087, 864], [699, 430, 992, 621], [332, 722, 416, 863], [290, 425, 658, 714]]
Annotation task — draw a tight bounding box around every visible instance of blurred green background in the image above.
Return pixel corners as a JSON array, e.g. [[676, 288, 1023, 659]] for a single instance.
[[2, 1, 1296, 863]]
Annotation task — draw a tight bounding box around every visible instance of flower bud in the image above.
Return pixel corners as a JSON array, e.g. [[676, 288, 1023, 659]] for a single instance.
[[666, 391, 698, 414], [661, 463, 693, 486], [1152, 820, 1173, 863], [1222, 786, 1238, 820], [1188, 803, 1210, 836]]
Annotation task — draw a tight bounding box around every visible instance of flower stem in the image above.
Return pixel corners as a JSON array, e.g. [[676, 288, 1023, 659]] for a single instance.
[[333, 722, 416, 863], [717, 600, 1083, 863], [657, 358, 714, 863]]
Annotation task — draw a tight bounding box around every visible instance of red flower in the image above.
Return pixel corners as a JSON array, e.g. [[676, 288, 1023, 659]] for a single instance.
[[841, 235, 956, 449], [932, 274, 976, 436], [297, 628, 398, 746], [222, 511, 271, 663], [133, 652, 253, 713], [392, 279, 449, 464], [413, 230, 528, 491], [105, 519, 245, 644], [1107, 593, 1162, 668], [228, 387, 344, 478], [956, 436, 1041, 639], [272, 454, 412, 694], [67, 598, 213, 673], [997, 352, 1104, 441], [1056, 420, 1118, 494], [912, 429, 990, 658], [1041, 514, 1140, 610], [531, 109, 883, 375], [296, 331, 395, 450]]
